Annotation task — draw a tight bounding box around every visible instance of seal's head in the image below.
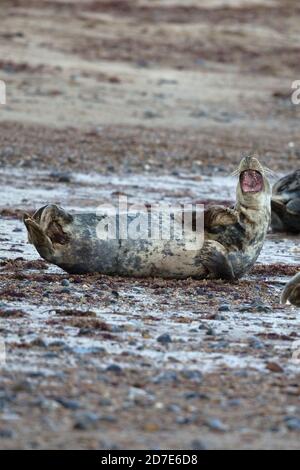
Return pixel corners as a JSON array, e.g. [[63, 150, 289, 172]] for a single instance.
[[235, 155, 271, 209]]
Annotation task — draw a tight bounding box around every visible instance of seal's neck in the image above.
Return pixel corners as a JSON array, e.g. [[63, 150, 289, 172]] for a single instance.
[[235, 197, 271, 225]]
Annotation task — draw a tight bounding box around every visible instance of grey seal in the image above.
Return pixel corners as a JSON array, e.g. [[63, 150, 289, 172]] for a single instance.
[[271, 170, 300, 233], [24, 156, 271, 280], [281, 273, 300, 307]]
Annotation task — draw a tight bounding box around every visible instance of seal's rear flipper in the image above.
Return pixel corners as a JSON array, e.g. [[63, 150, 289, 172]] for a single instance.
[[23, 215, 54, 259], [35, 204, 73, 226], [286, 198, 300, 215], [28, 204, 73, 245]]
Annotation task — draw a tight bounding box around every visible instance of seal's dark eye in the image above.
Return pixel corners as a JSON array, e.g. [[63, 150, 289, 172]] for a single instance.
[[240, 170, 263, 193]]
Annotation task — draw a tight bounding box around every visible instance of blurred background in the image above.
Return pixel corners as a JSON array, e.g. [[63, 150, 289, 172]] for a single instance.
[[1, 0, 300, 177]]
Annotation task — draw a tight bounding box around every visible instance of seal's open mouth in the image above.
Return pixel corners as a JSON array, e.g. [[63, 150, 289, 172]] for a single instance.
[[240, 170, 263, 193]]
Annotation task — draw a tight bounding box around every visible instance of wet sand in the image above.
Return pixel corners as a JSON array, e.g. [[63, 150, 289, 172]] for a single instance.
[[0, 0, 300, 450]]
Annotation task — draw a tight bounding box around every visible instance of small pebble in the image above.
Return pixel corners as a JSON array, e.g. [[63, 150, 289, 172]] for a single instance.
[[60, 288, 71, 294], [183, 391, 208, 400], [99, 398, 112, 407], [248, 336, 264, 350], [176, 416, 193, 425], [266, 362, 284, 373], [191, 439, 207, 450], [153, 371, 178, 384], [218, 304, 231, 312], [157, 333, 172, 345], [206, 418, 228, 432], [0, 429, 14, 439], [284, 417, 300, 431], [106, 364, 122, 374], [55, 398, 81, 410], [73, 412, 99, 431], [180, 369, 203, 383], [12, 379, 33, 393], [206, 328, 216, 336]]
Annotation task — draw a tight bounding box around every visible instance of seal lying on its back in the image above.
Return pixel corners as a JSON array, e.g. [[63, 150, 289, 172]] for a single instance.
[[281, 273, 300, 307], [271, 170, 300, 233], [24, 156, 271, 280]]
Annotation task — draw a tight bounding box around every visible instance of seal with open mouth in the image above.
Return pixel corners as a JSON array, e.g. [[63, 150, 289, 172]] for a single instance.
[[281, 273, 300, 307], [271, 170, 300, 233], [23, 155, 271, 280]]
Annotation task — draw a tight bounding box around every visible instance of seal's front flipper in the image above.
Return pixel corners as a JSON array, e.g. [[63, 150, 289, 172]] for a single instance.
[[199, 240, 235, 280], [23, 215, 54, 260]]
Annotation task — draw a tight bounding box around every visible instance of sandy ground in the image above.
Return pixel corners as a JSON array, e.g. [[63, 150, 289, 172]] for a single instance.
[[0, 0, 300, 450]]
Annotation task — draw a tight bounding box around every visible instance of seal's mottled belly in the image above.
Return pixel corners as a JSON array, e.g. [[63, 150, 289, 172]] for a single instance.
[[51, 212, 206, 278]]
